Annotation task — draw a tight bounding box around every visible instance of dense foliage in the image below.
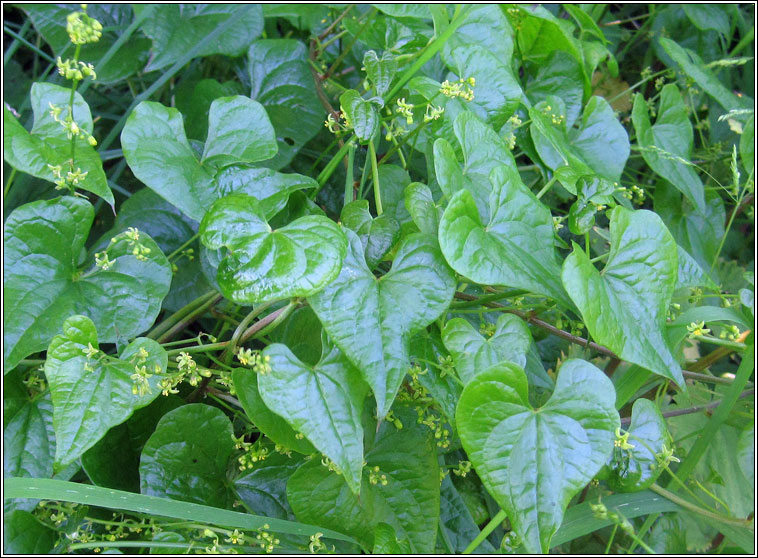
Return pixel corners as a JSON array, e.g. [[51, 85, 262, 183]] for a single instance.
[[3, 3, 755, 554]]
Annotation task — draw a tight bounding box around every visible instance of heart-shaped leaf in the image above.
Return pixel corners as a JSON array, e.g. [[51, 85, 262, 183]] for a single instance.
[[287, 406, 439, 553], [44, 315, 168, 467], [341, 200, 400, 269], [632, 84, 706, 213], [4, 196, 172, 371], [562, 206, 684, 386], [258, 338, 369, 495], [199, 193, 347, 304], [363, 50, 397, 98], [122, 100, 313, 222], [404, 182, 443, 235], [308, 230, 456, 417], [600, 399, 669, 492], [438, 165, 573, 308], [340, 90, 379, 143], [4, 83, 112, 205], [457, 359, 619, 553], [442, 314, 553, 391], [139, 404, 236, 508]]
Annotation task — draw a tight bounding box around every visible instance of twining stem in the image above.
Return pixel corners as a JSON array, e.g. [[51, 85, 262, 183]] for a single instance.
[[535, 175, 557, 199], [368, 139, 383, 215], [67, 43, 83, 177], [222, 301, 276, 365], [462, 509, 506, 554], [620, 388, 754, 426], [4, 168, 17, 199], [156, 294, 223, 343], [650, 483, 754, 529], [449, 289, 529, 309], [146, 290, 218, 340], [344, 142, 356, 207], [166, 233, 200, 261], [312, 135, 356, 199]]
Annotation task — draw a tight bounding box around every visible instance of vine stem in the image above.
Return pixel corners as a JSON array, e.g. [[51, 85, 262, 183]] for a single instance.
[[650, 483, 755, 529], [146, 291, 218, 340], [620, 387, 753, 426], [156, 294, 223, 344], [462, 509, 506, 554], [368, 139, 383, 215], [4, 168, 17, 199], [166, 233, 199, 261]]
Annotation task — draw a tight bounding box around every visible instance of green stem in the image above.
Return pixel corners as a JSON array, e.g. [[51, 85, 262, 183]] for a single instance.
[[729, 26, 754, 57], [535, 175, 557, 199], [711, 186, 747, 270], [344, 142, 356, 207], [244, 300, 298, 341], [4, 168, 17, 199], [156, 295, 223, 343], [650, 483, 754, 528], [68, 44, 83, 173], [166, 342, 228, 357], [166, 233, 199, 261], [3, 24, 54, 63], [693, 335, 747, 351], [146, 291, 218, 340], [604, 524, 618, 554], [385, 4, 471, 101], [449, 289, 529, 309], [462, 509, 506, 554], [585, 232, 591, 258], [222, 301, 276, 365], [3, 19, 31, 64], [368, 139, 383, 215], [312, 136, 356, 200]]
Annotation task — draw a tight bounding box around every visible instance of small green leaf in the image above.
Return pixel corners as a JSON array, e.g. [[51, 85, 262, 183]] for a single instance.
[[309, 230, 456, 417], [567, 176, 609, 235], [404, 182, 442, 235], [4, 197, 171, 371], [4, 392, 55, 480], [202, 96, 277, 166], [341, 200, 400, 269], [44, 315, 168, 467], [139, 404, 236, 508], [233, 452, 304, 520], [373, 523, 412, 554], [258, 338, 368, 495], [457, 359, 619, 553], [562, 206, 684, 386], [199, 193, 347, 304], [438, 165, 572, 308], [233, 369, 315, 455], [340, 90, 379, 143], [600, 399, 669, 492], [3, 84, 112, 205], [632, 84, 706, 213], [363, 50, 397, 98]]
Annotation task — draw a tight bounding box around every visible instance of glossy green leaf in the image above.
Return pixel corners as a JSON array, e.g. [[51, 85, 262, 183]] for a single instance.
[[3, 510, 57, 554], [136, 4, 263, 72], [404, 182, 442, 235], [567, 175, 609, 235], [526, 50, 585, 128], [4, 392, 55, 480], [3, 197, 171, 371], [373, 523, 412, 554], [632, 84, 706, 213], [259, 339, 368, 495], [600, 399, 669, 492], [233, 369, 315, 455], [287, 406, 440, 553], [341, 200, 400, 269], [266, 306, 323, 366], [199, 194, 347, 304], [660, 38, 744, 112], [363, 50, 397, 98], [233, 452, 304, 520], [439, 475, 497, 553], [443, 313, 554, 391], [529, 95, 628, 194], [457, 360, 619, 553], [564, 207, 684, 386], [3, 84, 112, 205], [122, 101, 314, 222], [340, 90, 379, 143], [682, 4, 731, 35], [438, 165, 572, 308], [44, 315, 168, 467], [247, 39, 323, 169], [202, 96, 277, 166], [175, 78, 244, 141], [139, 404, 236, 508], [309, 230, 456, 417], [434, 111, 516, 221]]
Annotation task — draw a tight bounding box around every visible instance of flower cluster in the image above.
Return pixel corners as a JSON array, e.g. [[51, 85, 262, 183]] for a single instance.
[[234, 434, 270, 471], [686, 320, 710, 338], [368, 465, 388, 486], [237, 347, 271, 375], [157, 351, 211, 396], [395, 97, 414, 124], [440, 77, 475, 101], [57, 57, 96, 81], [617, 183, 646, 205], [452, 460, 472, 478], [66, 6, 103, 44], [254, 525, 280, 554], [416, 406, 451, 449], [424, 104, 444, 123]]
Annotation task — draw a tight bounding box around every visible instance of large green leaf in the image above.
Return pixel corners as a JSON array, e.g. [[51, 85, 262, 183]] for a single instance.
[[4, 392, 55, 480], [442, 314, 553, 391], [562, 207, 684, 386], [3, 196, 171, 371], [199, 194, 347, 304], [247, 39, 323, 169], [600, 399, 669, 492], [122, 100, 312, 222], [258, 338, 368, 495], [438, 165, 572, 308], [233, 452, 304, 521], [308, 230, 456, 417], [135, 4, 263, 71], [3, 510, 57, 554], [287, 406, 440, 553], [233, 369, 314, 455], [44, 316, 167, 467], [139, 404, 236, 508], [632, 84, 706, 213], [457, 360, 619, 553], [525, 50, 585, 128], [529, 95, 629, 194], [3, 84, 112, 205]]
